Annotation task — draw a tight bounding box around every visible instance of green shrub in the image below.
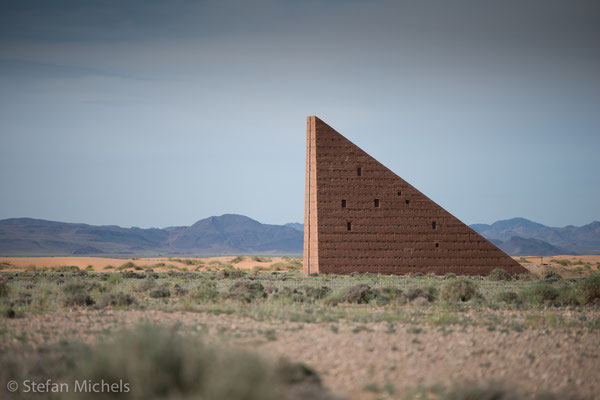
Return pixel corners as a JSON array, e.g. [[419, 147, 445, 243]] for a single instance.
[[542, 270, 563, 283], [221, 268, 247, 279], [575, 274, 600, 305], [272, 287, 305, 303], [377, 286, 403, 303], [64, 293, 95, 307], [121, 270, 144, 279], [118, 261, 137, 270], [550, 259, 570, 267], [108, 274, 123, 284], [0, 324, 334, 400], [231, 256, 245, 264], [516, 273, 537, 281], [0, 281, 8, 297], [192, 282, 220, 302], [522, 283, 560, 305], [556, 285, 579, 306], [150, 284, 171, 298], [488, 268, 512, 281], [322, 289, 345, 306], [270, 262, 286, 271], [0, 261, 12, 269], [251, 256, 272, 262], [441, 278, 478, 302], [285, 260, 303, 271], [404, 287, 434, 303], [62, 281, 86, 295], [97, 292, 137, 308], [495, 291, 521, 304], [136, 278, 156, 292], [339, 284, 379, 304], [303, 286, 332, 301], [227, 281, 266, 302]]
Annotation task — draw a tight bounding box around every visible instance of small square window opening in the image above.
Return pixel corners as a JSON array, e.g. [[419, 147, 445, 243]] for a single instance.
[[357, 167, 362, 176], [341, 199, 346, 208], [347, 222, 352, 231], [374, 199, 379, 208]]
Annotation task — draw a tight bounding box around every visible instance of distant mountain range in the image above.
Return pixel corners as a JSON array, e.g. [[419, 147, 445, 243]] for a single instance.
[[0, 215, 598, 257], [0, 215, 302, 256], [282, 218, 600, 256], [470, 217, 600, 256], [284, 222, 304, 232]]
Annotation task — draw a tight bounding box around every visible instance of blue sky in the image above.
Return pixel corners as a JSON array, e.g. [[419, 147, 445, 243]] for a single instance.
[[1, 0, 599, 228]]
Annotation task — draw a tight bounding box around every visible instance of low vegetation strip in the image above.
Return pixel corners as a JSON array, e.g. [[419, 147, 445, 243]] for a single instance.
[[2, 267, 600, 399], [2, 269, 600, 329]]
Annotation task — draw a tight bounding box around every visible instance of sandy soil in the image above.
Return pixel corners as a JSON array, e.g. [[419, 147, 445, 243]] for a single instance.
[[0, 256, 294, 272], [4, 310, 599, 400], [3, 255, 599, 276], [513, 255, 600, 276]]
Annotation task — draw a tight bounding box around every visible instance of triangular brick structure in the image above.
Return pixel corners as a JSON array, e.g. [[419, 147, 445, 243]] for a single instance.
[[303, 116, 527, 275]]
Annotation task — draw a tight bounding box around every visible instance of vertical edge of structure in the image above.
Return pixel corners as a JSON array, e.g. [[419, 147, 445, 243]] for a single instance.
[[303, 117, 311, 273], [303, 116, 319, 274]]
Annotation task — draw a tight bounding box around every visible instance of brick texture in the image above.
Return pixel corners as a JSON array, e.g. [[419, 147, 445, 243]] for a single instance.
[[303, 116, 528, 275]]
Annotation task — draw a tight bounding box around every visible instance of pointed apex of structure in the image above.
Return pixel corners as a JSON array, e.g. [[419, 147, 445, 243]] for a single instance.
[[303, 116, 527, 275]]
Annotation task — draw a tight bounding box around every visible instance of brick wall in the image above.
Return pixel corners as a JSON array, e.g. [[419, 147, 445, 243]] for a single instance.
[[303, 116, 527, 275]]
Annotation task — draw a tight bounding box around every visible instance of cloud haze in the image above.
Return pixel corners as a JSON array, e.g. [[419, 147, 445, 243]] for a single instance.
[[1, 0, 599, 228]]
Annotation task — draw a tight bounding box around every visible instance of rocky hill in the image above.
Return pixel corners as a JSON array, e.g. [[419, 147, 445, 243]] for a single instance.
[[0, 215, 302, 256], [470, 217, 600, 255], [1, 215, 598, 256]]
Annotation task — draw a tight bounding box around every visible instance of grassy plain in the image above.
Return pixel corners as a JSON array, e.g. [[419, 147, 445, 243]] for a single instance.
[[1, 257, 600, 399]]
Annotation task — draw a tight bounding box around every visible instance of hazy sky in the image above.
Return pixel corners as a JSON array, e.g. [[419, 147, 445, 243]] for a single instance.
[[1, 0, 599, 228]]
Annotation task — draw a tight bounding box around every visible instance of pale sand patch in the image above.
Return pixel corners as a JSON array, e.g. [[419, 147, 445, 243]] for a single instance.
[[513, 255, 600, 276], [2, 255, 597, 275], [0, 256, 297, 272]]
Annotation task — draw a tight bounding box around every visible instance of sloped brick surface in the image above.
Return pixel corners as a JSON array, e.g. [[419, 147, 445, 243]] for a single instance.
[[303, 116, 527, 275]]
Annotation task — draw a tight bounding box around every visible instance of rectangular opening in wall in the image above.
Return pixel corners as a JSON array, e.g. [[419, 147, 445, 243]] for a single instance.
[[397, 191, 401, 196], [357, 167, 362, 176], [347, 221, 352, 231], [405, 199, 410, 205], [432, 221, 437, 230], [374, 199, 379, 208], [341, 199, 346, 208], [435, 242, 439, 248]]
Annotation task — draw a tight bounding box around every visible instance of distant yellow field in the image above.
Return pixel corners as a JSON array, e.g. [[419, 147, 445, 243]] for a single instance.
[[2, 255, 598, 276], [0, 256, 300, 273], [513, 254, 600, 276]]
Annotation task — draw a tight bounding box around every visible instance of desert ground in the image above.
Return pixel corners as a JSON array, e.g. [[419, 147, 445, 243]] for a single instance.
[[2, 253, 599, 275], [0, 255, 293, 272], [2, 256, 600, 399]]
